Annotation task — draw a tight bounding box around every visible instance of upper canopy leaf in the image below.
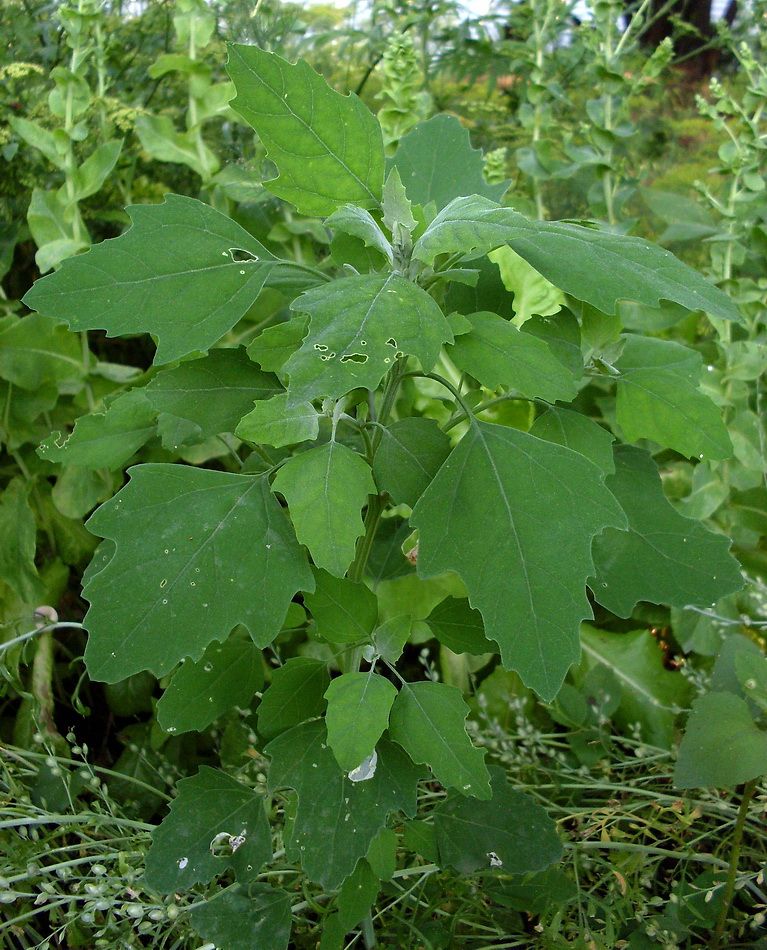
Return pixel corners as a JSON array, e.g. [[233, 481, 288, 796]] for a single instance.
[[391, 114, 508, 211], [284, 273, 453, 406], [227, 44, 384, 216], [411, 421, 626, 699], [83, 465, 313, 682], [23, 196, 279, 365], [413, 196, 741, 322]]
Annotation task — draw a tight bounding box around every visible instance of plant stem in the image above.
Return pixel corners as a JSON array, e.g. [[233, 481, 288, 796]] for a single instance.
[[711, 777, 759, 950]]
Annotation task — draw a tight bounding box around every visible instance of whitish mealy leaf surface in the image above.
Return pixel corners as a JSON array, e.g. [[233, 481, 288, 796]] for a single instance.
[[325, 672, 397, 771], [413, 196, 741, 322], [615, 336, 732, 461], [272, 442, 375, 576], [157, 633, 264, 735], [434, 767, 562, 875], [145, 766, 271, 892], [448, 311, 579, 403], [190, 885, 292, 950], [391, 115, 508, 211], [82, 465, 313, 682], [257, 657, 330, 739], [227, 45, 384, 216], [145, 348, 280, 448], [591, 447, 743, 618], [303, 569, 379, 644], [236, 393, 318, 448], [529, 407, 615, 475], [389, 681, 490, 798], [23, 196, 278, 365], [411, 421, 626, 700], [674, 692, 767, 789], [266, 720, 422, 888], [425, 597, 494, 656], [284, 274, 453, 406], [373, 418, 452, 508], [37, 390, 156, 471]]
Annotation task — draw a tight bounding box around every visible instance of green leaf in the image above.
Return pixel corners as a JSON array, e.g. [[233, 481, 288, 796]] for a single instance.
[[578, 626, 693, 748], [257, 657, 330, 739], [0, 478, 41, 602], [0, 314, 82, 390], [615, 336, 732, 461], [389, 681, 490, 798], [413, 196, 741, 322], [434, 766, 562, 875], [448, 311, 579, 403], [591, 447, 743, 618], [488, 246, 565, 326], [37, 390, 157, 471], [392, 115, 508, 211], [337, 860, 380, 929], [373, 614, 412, 664], [325, 672, 397, 771], [266, 720, 422, 888], [236, 393, 318, 448], [735, 651, 767, 714], [411, 421, 626, 699], [227, 45, 384, 216], [373, 418, 451, 508], [402, 820, 439, 863], [145, 348, 280, 449], [674, 692, 767, 789], [529, 408, 615, 475], [272, 442, 375, 576], [23, 196, 279, 365], [284, 274, 452, 406], [247, 316, 308, 372], [303, 569, 379, 644], [366, 826, 397, 881], [145, 766, 271, 891], [83, 465, 313, 682], [325, 206, 392, 264], [425, 597, 494, 655], [157, 632, 264, 735], [136, 114, 220, 179], [190, 884, 291, 950]]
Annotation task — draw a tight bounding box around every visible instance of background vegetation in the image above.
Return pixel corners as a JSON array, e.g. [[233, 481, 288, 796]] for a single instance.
[[1, 1, 766, 948]]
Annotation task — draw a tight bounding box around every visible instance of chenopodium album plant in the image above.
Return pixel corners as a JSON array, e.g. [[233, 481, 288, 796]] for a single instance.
[[23, 44, 749, 946]]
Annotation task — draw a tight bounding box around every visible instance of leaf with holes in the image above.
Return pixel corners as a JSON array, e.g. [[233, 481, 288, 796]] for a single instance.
[[82, 465, 313, 682], [23, 196, 279, 365], [145, 766, 271, 892], [284, 274, 452, 406], [227, 45, 384, 216], [272, 442, 375, 576], [411, 421, 626, 700]]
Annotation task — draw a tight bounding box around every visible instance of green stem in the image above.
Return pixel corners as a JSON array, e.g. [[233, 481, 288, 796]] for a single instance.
[[710, 777, 759, 950]]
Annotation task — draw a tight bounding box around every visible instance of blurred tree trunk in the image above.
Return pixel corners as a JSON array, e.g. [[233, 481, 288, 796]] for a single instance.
[[637, 0, 738, 79]]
